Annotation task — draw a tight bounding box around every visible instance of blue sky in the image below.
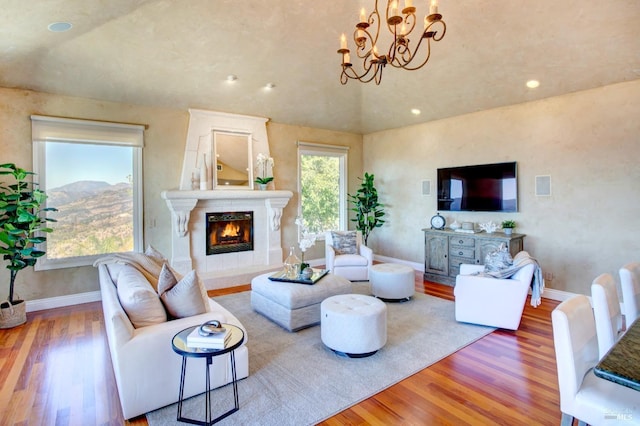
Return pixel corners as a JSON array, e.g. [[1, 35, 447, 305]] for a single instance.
[[45, 142, 133, 189]]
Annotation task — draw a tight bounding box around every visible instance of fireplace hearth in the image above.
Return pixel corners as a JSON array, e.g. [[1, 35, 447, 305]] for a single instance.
[[206, 211, 253, 255]]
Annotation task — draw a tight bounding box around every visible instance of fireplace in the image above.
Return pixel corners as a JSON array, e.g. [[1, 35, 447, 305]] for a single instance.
[[206, 211, 253, 255]]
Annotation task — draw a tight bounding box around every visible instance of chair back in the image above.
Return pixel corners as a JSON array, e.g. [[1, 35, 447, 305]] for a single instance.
[[591, 273, 622, 358], [619, 262, 640, 326], [551, 295, 599, 411]]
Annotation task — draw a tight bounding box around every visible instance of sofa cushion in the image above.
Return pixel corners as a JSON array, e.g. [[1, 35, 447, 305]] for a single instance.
[[157, 264, 208, 319], [116, 265, 167, 328], [331, 231, 358, 255]]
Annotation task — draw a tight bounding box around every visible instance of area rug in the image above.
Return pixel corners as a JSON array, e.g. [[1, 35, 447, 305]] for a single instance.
[[146, 286, 494, 426]]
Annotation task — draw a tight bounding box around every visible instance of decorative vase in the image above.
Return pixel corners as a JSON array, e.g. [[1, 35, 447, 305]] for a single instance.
[[199, 153, 208, 190], [284, 246, 301, 278]]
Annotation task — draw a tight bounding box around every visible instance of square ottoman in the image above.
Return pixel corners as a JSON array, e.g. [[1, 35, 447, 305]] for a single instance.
[[251, 272, 352, 331]]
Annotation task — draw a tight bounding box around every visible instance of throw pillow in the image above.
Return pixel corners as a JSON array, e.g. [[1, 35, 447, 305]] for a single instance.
[[157, 264, 208, 319], [484, 243, 513, 273], [331, 231, 358, 255], [116, 265, 167, 328]]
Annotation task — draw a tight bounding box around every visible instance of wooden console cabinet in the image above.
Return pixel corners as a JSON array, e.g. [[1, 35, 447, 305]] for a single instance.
[[422, 229, 525, 286]]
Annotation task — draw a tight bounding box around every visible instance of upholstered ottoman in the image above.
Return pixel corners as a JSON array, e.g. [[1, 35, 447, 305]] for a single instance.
[[370, 263, 415, 301], [251, 272, 351, 332], [320, 294, 387, 357]]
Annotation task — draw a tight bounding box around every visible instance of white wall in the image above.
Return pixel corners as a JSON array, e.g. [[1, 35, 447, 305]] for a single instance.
[[363, 80, 640, 295]]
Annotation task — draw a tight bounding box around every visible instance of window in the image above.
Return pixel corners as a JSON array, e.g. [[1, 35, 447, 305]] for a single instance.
[[31, 115, 144, 270], [297, 141, 348, 236]]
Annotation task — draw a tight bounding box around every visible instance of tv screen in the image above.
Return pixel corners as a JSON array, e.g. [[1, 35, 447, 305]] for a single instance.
[[437, 162, 518, 212]]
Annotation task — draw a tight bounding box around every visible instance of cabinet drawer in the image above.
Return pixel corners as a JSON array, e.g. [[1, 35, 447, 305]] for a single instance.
[[450, 256, 477, 268], [449, 247, 475, 258], [449, 236, 475, 247]]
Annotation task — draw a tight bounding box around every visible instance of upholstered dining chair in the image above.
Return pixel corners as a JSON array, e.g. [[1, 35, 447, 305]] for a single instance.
[[552, 295, 639, 426], [325, 230, 373, 281], [619, 262, 640, 327], [591, 273, 623, 359]]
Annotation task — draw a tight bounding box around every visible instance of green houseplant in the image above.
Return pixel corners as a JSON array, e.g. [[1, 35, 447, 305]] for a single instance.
[[0, 163, 56, 328], [348, 172, 385, 246], [501, 220, 516, 235]]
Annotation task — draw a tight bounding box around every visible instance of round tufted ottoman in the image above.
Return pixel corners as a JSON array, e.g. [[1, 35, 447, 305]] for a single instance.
[[370, 263, 415, 301], [320, 294, 387, 358]]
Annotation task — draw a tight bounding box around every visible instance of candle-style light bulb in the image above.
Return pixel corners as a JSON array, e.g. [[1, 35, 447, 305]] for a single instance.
[[340, 33, 347, 49], [405, 0, 413, 8], [360, 7, 367, 23], [391, 0, 398, 16], [430, 0, 438, 15]]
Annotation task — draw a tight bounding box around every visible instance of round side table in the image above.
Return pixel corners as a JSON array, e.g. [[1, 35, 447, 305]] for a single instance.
[[172, 323, 245, 425]]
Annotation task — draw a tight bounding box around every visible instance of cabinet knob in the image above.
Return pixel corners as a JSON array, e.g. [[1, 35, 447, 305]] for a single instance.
[[459, 240, 464, 244], [458, 251, 463, 255]]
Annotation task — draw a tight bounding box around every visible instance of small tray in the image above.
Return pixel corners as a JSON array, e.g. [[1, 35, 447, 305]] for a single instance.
[[268, 268, 329, 285]]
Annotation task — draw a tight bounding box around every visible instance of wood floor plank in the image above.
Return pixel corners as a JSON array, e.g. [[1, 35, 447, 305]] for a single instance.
[[0, 278, 563, 425]]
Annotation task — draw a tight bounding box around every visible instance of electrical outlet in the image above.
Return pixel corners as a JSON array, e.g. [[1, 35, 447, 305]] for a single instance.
[[544, 272, 554, 282]]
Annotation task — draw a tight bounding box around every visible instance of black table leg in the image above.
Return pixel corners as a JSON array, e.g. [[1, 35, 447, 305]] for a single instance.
[[176, 351, 240, 426]]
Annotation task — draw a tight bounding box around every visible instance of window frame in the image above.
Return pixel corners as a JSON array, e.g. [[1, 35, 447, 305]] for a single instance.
[[296, 141, 349, 239], [31, 115, 145, 270]]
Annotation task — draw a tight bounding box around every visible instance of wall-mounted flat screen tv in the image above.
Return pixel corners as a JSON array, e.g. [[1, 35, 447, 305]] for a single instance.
[[437, 162, 518, 212]]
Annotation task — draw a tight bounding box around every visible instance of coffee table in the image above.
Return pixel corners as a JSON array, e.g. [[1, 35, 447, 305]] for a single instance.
[[172, 324, 245, 425]]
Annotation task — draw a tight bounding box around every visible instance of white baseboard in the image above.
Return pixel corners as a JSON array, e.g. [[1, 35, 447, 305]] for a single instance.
[[26, 291, 101, 312], [25, 257, 576, 311]]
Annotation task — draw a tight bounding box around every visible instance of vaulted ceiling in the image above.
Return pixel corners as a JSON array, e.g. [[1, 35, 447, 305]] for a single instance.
[[1, 0, 639, 134]]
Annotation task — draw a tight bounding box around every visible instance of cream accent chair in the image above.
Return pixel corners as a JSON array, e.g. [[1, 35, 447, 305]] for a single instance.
[[325, 230, 373, 281], [552, 295, 639, 426], [454, 261, 534, 330], [619, 262, 640, 327], [591, 273, 623, 359]]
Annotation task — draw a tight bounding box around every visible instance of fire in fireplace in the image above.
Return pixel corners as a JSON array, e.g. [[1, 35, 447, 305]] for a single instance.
[[206, 211, 254, 255]]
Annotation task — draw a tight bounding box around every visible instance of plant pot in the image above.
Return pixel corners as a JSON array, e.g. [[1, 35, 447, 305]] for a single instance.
[[258, 183, 268, 191], [504, 228, 513, 235], [0, 299, 27, 328]]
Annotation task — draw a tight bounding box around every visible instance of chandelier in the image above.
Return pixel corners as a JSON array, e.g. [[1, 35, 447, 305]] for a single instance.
[[337, 0, 446, 85]]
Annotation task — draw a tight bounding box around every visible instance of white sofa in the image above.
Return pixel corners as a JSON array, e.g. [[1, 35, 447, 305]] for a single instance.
[[454, 262, 535, 330], [98, 263, 249, 419]]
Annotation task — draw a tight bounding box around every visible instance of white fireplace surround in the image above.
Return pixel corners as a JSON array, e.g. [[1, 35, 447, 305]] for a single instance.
[[161, 189, 292, 289], [162, 109, 292, 289]]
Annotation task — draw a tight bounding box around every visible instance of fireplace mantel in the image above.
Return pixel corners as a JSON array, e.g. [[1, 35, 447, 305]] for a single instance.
[[161, 189, 293, 289]]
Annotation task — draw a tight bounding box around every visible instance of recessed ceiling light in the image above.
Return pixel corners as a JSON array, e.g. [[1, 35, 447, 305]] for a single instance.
[[226, 75, 237, 82], [48, 22, 73, 32], [526, 80, 540, 89], [411, 108, 421, 115], [265, 83, 276, 89]]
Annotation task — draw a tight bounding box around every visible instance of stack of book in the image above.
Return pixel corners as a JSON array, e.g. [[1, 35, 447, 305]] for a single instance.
[[186, 327, 231, 350]]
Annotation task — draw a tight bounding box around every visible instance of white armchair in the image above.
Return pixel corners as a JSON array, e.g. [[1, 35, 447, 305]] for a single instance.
[[454, 261, 535, 330], [325, 230, 373, 281]]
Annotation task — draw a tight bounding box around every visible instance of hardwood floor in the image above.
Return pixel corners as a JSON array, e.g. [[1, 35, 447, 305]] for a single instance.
[[0, 276, 562, 425]]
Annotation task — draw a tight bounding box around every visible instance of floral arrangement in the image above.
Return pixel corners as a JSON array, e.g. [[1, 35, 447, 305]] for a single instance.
[[255, 153, 274, 185], [501, 220, 516, 229], [295, 216, 317, 269]]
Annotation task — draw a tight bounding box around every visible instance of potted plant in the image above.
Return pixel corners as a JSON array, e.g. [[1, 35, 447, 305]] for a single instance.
[[348, 172, 385, 246], [501, 220, 516, 235], [0, 163, 56, 328], [254, 153, 274, 190]]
